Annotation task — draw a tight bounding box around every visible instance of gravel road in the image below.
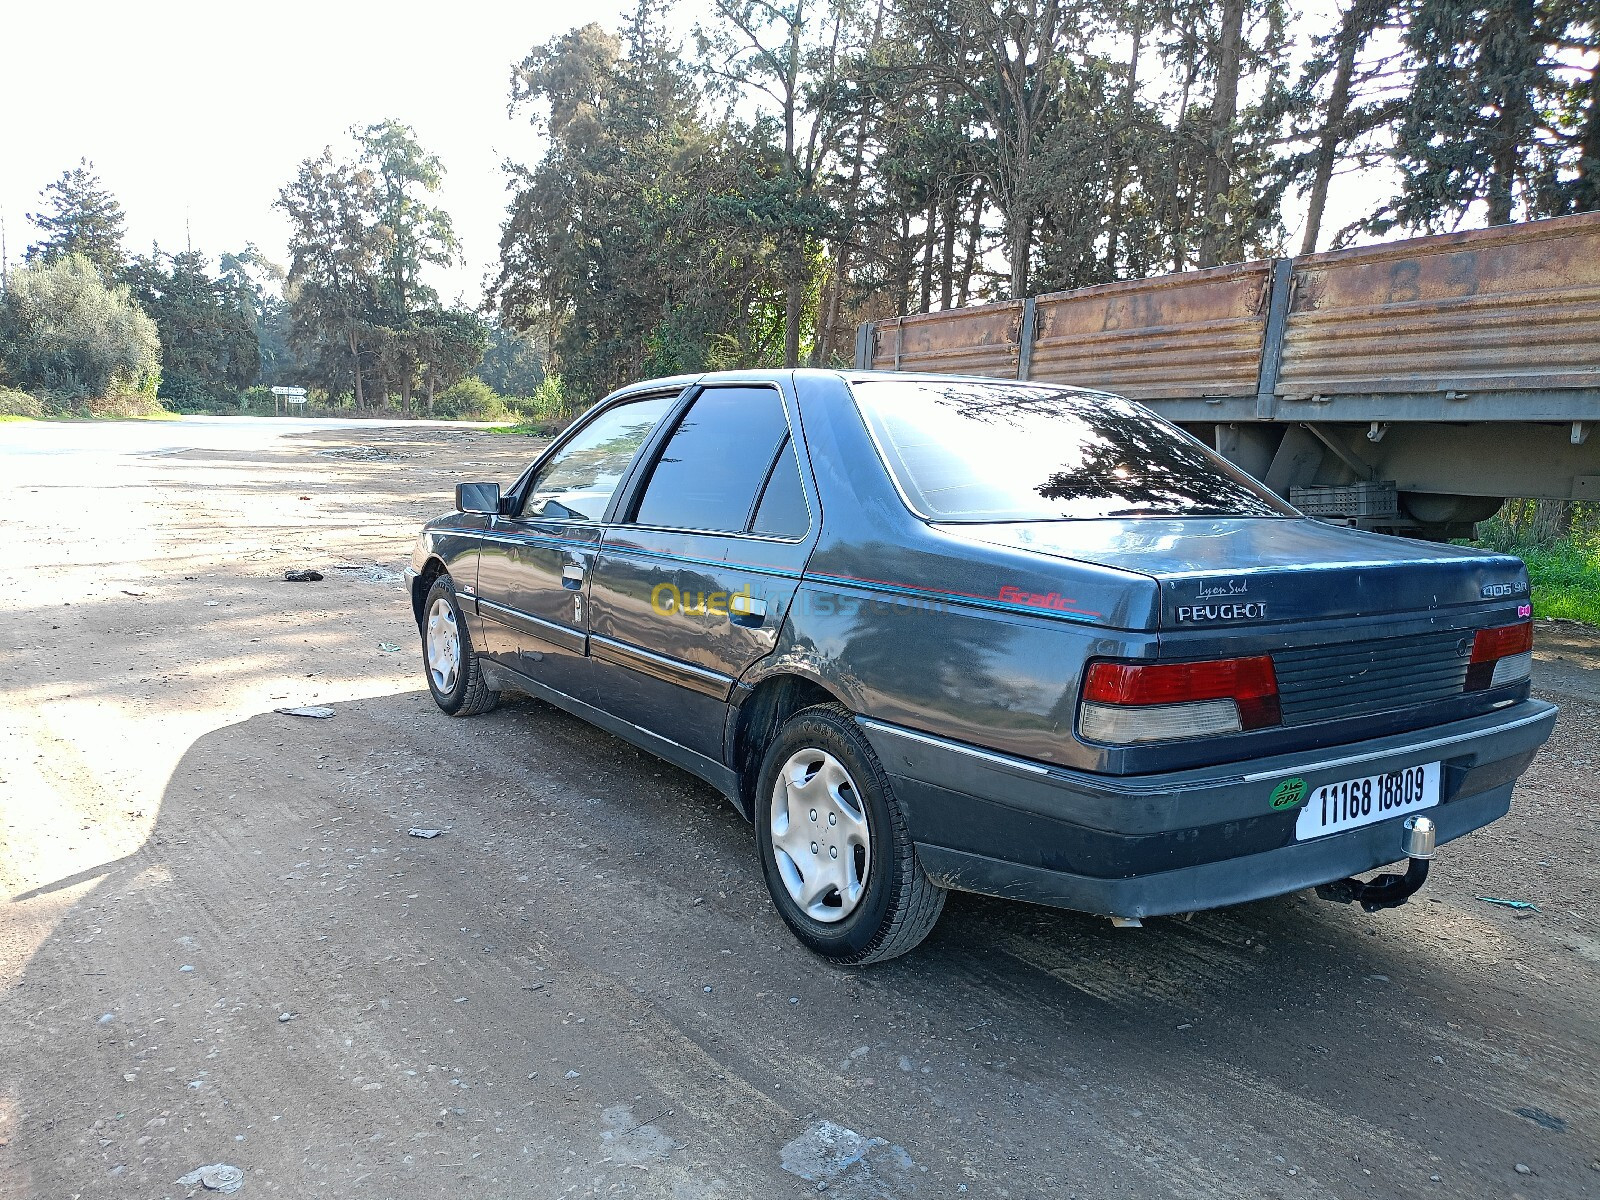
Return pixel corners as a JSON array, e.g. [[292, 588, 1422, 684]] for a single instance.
[[1, 417, 1595, 1200]]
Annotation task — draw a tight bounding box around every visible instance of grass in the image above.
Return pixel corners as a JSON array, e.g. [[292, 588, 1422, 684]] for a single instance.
[[1469, 502, 1600, 628], [1513, 543, 1600, 626], [0, 410, 179, 422], [486, 421, 563, 437]]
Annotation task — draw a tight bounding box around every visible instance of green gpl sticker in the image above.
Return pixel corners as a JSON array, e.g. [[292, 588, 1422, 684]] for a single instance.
[[1269, 777, 1308, 810]]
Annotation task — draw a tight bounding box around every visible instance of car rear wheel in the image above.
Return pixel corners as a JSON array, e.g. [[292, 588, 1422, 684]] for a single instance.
[[755, 704, 945, 964], [422, 574, 499, 717]]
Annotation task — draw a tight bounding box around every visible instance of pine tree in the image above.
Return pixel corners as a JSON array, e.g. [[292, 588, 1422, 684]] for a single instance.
[[26, 160, 128, 280], [1386, 0, 1583, 230], [124, 250, 261, 409]]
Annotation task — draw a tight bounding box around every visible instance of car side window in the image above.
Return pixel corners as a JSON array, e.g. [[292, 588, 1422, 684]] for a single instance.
[[631, 386, 792, 533], [519, 394, 676, 521], [749, 438, 809, 538]]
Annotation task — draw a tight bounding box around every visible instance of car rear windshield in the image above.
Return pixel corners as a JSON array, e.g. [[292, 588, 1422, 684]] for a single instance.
[[850, 378, 1296, 522]]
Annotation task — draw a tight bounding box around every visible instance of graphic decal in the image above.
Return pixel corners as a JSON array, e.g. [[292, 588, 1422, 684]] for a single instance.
[[1269, 777, 1307, 810]]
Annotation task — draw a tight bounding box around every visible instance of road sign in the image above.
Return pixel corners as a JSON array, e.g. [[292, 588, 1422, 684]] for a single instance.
[[270, 386, 308, 396]]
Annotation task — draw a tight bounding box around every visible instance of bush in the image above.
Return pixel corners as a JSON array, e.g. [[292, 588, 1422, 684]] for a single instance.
[[0, 254, 161, 400], [0, 387, 43, 418], [434, 377, 511, 421], [510, 374, 569, 420], [88, 391, 167, 418], [157, 383, 269, 415], [1467, 498, 1600, 627]]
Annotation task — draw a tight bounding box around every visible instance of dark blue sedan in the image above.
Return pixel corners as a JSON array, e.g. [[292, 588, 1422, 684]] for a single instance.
[[406, 371, 1556, 963]]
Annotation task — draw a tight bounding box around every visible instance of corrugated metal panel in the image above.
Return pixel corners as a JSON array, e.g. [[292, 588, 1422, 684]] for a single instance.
[[1027, 261, 1273, 399], [1278, 211, 1600, 396], [1275, 629, 1469, 726], [861, 211, 1600, 406], [869, 304, 1024, 377]]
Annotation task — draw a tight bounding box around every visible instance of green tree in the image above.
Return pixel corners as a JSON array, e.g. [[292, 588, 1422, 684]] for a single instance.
[[25, 160, 128, 280], [697, 0, 855, 364], [275, 148, 387, 406], [477, 324, 548, 395], [218, 245, 294, 384], [1384, 0, 1590, 230], [1286, 0, 1399, 253], [125, 250, 260, 409], [493, 12, 789, 397], [1566, 17, 1600, 214], [404, 307, 488, 414], [278, 127, 473, 411], [354, 119, 459, 323], [888, 0, 1056, 298], [0, 254, 160, 399]]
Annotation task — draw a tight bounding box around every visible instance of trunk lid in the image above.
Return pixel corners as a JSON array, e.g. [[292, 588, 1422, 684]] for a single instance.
[[936, 517, 1529, 627]]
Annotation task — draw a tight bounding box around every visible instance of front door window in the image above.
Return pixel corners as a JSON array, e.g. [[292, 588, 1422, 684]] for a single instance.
[[521, 394, 676, 522]]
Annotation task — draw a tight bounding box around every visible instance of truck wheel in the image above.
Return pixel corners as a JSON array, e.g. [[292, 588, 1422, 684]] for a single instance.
[[422, 574, 499, 717], [755, 705, 945, 964]]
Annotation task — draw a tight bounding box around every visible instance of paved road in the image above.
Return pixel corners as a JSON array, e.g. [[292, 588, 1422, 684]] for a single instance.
[[1, 418, 1595, 1199]]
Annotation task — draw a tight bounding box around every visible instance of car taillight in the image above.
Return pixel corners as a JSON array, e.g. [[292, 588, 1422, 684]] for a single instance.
[[1465, 620, 1533, 691], [1078, 656, 1281, 745]]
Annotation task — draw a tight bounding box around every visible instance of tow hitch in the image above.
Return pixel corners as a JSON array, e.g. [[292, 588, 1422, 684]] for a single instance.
[[1316, 816, 1437, 912]]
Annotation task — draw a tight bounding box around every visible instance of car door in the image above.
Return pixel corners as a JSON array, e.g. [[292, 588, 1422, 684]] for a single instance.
[[585, 382, 817, 761], [474, 392, 678, 698]]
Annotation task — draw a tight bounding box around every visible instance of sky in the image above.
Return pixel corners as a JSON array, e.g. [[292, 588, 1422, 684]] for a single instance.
[[0, 0, 1389, 309], [0, 0, 635, 305]]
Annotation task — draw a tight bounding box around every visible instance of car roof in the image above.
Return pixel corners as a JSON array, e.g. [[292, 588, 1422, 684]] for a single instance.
[[606, 368, 1112, 396]]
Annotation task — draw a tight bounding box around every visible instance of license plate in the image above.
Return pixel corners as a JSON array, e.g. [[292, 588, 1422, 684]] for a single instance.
[[1294, 762, 1440, 841]]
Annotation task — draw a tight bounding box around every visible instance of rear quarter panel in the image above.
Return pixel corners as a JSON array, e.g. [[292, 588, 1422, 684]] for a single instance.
[[775, 373, 1160, 771]]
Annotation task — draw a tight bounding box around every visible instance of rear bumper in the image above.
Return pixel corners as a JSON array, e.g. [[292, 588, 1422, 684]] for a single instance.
[[857, 700, 1557, 919]]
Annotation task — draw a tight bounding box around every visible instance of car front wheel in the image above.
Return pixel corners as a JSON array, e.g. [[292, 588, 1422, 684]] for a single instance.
[[421, 574, 499, 716], [755, 704, 945, 964]]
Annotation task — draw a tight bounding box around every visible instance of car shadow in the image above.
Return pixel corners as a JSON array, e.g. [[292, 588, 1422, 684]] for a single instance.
[[4, 689, 1593, 1198]]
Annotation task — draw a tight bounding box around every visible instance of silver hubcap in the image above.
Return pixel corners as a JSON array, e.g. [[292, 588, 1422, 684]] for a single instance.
[[425, 596, 462, 694], [769, 748, 871, 923]]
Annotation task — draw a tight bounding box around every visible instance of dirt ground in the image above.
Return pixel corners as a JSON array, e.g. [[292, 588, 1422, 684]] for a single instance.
[[1, 417, 1595, 1200]]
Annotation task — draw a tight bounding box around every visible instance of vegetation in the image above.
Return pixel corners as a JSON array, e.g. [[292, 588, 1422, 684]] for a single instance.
[[1514, 544, 1600, 626], [437, 375, 571, 430], [25, 159, 129, 280], [477, 325, 548, 397], [124, 251, 259, 411], [488, 0, 1599, 399], [1472, 500, 1600, 626], [275, 121, 487, 414], [0, 255, 161, 411], [218, 246, 293, 390], [1, 2, 1594, 422], [480, 376, 572, 435], [0, 387, 44, 418]]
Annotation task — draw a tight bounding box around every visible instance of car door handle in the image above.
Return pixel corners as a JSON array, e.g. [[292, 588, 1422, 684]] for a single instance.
[[561, 564, 585, 590], [728, 594, 768, 626]]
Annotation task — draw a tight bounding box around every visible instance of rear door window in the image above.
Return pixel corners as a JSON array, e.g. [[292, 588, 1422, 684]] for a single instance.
[[519, 393, 676, 521], [850, 378, 1295, 522], [632, 386, 792, 533], [749, 439, 809, 538]]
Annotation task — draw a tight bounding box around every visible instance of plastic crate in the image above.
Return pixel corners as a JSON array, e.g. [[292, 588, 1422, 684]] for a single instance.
[[1289, 481, 1400, 519]]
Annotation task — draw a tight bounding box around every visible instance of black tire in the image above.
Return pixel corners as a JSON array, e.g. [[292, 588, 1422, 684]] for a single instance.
[[421, 574, 499, 717], [754, 704, 946, 965]]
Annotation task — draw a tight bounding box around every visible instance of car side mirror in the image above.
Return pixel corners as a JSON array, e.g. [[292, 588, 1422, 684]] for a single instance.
[[455, 481, 502, 515]]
